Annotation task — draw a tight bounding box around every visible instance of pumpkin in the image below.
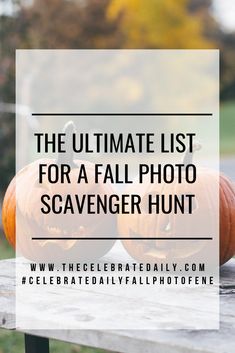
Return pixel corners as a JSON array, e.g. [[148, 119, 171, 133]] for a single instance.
[[118, 145, 235, 265], [2, 122, 116, 261]]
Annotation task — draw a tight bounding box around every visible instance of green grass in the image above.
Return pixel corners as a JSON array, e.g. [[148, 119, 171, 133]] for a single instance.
[[0, 329, 108, 353], [0, 232, 14, 260], [221, 101, 235, 155]]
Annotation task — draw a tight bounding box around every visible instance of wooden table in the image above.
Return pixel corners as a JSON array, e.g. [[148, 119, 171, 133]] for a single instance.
[[0, 258, 234, 353]]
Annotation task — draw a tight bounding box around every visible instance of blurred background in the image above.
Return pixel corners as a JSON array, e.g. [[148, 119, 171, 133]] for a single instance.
[[0, 0, 234, 351]]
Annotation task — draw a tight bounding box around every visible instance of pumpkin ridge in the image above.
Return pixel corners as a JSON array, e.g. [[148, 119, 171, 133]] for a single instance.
[[220, 178, 232, 263], [221, 177, 235, 262]]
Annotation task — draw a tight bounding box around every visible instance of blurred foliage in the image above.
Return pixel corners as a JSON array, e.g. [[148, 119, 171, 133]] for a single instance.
[[187, 0, 235, 100], [0, 114, 15, 198], [0, 0, 235, 104], [0, 0, 235, 194], [0, 0, 121, 193], [0, 0, 122, 101], [16, 0, 121, 49], [107, 0, 212, 48], [220, 101, 235, 155], [0, 230, 14, 260], [220, 33, 235, 101]]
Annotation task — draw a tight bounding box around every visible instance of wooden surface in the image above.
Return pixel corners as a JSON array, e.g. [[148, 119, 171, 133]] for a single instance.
[[0, 258, 235, 353]]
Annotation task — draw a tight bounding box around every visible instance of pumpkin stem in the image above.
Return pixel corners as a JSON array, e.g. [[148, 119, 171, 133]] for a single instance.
[[183, 141, 201, 166], [56, 121, 77, 168]]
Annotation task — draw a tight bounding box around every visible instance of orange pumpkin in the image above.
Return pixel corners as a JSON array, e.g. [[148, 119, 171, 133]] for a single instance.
[[118, 147, 235, 266], [2, 122, 116, 261]]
